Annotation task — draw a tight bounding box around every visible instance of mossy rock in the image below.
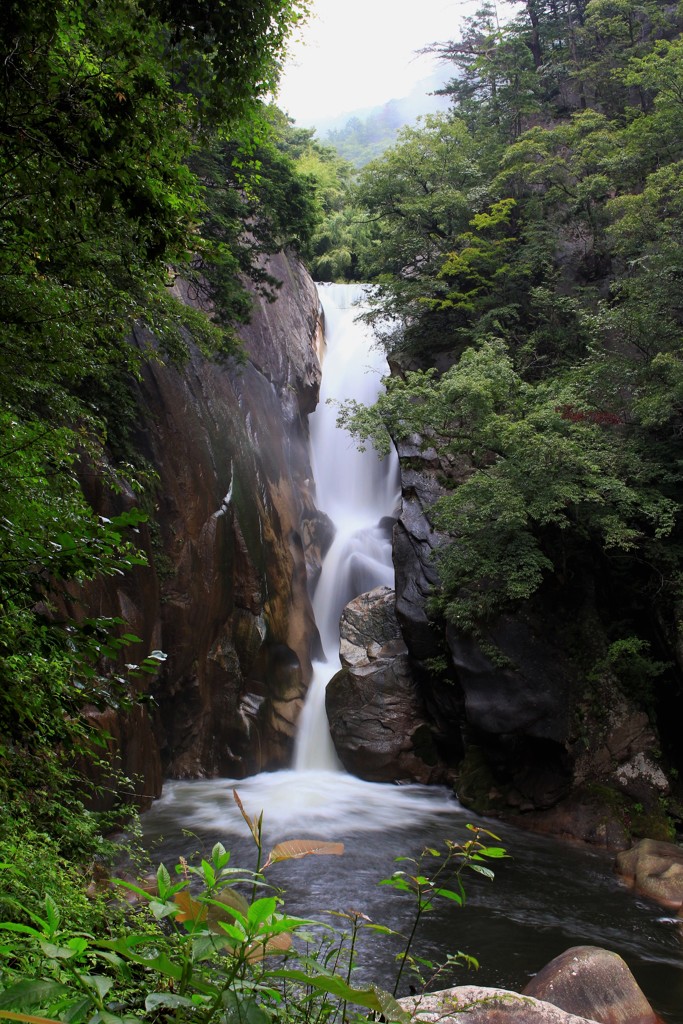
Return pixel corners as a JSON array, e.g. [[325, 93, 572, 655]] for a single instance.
[[455, 746, 507, 813], [584, 783, 675, 842]]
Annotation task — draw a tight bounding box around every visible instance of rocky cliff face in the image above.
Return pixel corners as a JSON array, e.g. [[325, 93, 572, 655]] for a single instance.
[[389, 428, 677, 847], [82, 252, 323, 806]]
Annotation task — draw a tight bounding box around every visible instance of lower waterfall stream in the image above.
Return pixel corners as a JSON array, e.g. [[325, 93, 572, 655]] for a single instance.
[[141, 284, 683, 1021]]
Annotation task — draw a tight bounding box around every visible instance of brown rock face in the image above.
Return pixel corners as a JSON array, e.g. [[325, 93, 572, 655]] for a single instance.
[[325, 586, 444, 782], [522, 946, 661, 1024], [616, 838, 683, 910], [81, 252, 323, 804]]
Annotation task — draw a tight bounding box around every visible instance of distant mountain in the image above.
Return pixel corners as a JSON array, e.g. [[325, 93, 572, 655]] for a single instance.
[[311, 67, 451, 167]]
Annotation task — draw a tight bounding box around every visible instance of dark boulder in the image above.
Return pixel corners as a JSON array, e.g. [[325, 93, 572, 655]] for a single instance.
[[325, 586, 444, 782]]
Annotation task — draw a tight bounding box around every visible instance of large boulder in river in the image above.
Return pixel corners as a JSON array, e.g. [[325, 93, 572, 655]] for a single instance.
[[400, 986, 593, 1024], [399, 984, 651, 1024], [399, 950, 661, 1024], [616, 838, 683, 910], [522, 946, 661, 1024], [325, 586, 444, 783]]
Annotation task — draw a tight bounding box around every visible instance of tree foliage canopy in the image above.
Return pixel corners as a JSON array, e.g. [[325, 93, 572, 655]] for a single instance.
[[342, 0, 683, 663]]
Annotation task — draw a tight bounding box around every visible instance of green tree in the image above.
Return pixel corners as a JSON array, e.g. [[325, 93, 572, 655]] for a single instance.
[[427, 3, 542, 148], [354, 113, 482, 352], [344, 0, 683, 662], [340, 337, 677, 629]]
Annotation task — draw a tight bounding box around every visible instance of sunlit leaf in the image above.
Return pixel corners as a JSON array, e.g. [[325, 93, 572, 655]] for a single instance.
[[263, 839, 344, 868], [174, 891, 207, 926]]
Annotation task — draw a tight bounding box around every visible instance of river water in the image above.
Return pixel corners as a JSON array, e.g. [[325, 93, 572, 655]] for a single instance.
[[141, 285, 683, 1022]]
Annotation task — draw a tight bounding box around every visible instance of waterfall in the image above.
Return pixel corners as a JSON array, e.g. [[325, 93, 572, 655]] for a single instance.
[[294, 283, 400, 772], [142, 283, 458, 837]]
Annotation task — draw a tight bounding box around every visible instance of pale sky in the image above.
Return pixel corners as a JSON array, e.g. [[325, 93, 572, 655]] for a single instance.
[[277, 0, 471, 125]]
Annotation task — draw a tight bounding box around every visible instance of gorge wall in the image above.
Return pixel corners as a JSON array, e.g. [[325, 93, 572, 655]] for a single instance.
[[387, 417, 681, 848], [81, 252, 324, 807], [80, 255, 681, 848]]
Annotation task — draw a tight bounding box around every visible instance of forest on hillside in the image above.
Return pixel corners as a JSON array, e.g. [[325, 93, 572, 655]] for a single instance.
[[326, 0, 683, 724]]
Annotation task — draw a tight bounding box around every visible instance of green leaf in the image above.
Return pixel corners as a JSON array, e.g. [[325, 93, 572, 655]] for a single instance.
[[39, 941, 79, 960], [246, 897, 277, 929], [82, 977, 112, 1000], [0, 924, 42, 938], [0, 981, 68, 1010], [43, 896, 59, 937], [156, 863, 171, 900], [149, 900, 178, 921], [215, 921, 248, 942], [211, 843, 230, 870], [363, 923, 396, 935], [468, 864, 495, 879], [61, 996, 93, 1024], [96, 951, 126, 972], [433, 887, 463, 904], [201, 859, 216, 888]]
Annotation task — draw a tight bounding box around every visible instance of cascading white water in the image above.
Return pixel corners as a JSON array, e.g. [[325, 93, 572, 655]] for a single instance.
[[142, 282, 458, 836], [294, 283, 400, 772]]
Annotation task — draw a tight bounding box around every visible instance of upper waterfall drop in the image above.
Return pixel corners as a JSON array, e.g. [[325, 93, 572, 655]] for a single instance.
[[308, 283, 400, 545], [293, 283, 400, 771]]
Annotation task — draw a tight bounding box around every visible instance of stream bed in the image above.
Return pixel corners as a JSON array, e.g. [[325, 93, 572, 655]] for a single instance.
[[140, 771, 683, 1022]]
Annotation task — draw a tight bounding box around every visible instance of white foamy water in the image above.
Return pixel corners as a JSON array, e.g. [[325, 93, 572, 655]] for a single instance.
[[294, 283, 400, 772], [143, 770, 459, 843]]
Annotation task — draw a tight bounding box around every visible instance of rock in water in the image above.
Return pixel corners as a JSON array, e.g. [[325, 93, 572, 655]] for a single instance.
[[616, 838, 683, 910], [401, 985, 616, 1024], [325, 585, 444, 783], [522, 945, 661, 1024]]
